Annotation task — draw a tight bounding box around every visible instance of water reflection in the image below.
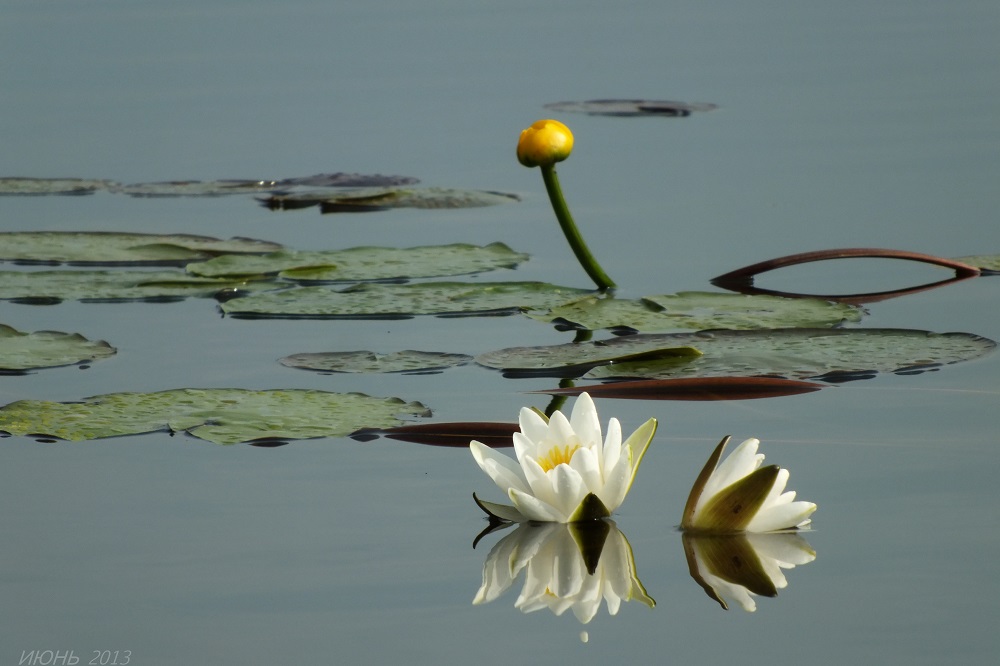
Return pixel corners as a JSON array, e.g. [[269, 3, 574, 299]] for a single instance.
[[473, 520, 654, 624], [682, 532, 816, 612]]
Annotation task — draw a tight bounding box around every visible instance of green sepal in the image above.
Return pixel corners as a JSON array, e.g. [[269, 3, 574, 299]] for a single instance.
[[568, 492, 612, 522], [694, 465, 780, 532], [472, 492, 527, 523], [681, 436, 730, 530]]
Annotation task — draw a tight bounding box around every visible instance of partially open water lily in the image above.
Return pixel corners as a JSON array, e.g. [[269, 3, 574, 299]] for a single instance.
[[473, 521, 655, 623], [680, 436, 816, 532], [471, 392, 656, 523]]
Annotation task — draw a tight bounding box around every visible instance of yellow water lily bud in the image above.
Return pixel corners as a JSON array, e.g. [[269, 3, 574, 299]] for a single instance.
[[516, 119, 574, 168]]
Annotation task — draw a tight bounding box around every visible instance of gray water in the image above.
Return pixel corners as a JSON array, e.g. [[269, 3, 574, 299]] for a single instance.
[[2, 1, 999, 664]]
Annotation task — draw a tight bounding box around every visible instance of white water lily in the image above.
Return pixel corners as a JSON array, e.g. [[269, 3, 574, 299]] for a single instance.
[[683, 532, 817, 611], [680, 436, 816, 533], [471, 393, 657, 523], [473, 521, 655, 623]]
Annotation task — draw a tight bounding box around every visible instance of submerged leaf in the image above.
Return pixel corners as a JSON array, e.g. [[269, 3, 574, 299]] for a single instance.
[[0, 270, 274, 303], [477, 328, 996, 381], [280, 350, 472, 374], [262, 187, 520, 212], [220, 281, 590, 319], [532, 292, 861, 333], [0, 324, 116, 372], [0, 231, 282, 266], [0, 389, 430, 444], [0, 177, 118, 196], [543, 99, 718, 117], [188, 242, 528, 281]]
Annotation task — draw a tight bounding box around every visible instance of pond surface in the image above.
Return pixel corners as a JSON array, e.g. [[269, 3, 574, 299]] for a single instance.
[[2, 1, 999, 664]]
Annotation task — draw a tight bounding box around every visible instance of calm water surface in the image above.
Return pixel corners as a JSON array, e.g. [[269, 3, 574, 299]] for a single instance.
[[2, 2, 999, 664]]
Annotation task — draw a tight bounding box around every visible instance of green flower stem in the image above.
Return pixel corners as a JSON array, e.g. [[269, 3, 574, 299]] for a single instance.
[[540, 164, 617, 291]]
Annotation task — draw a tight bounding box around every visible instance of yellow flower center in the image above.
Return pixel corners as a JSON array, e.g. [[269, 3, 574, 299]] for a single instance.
[[537, 443, 580, 472]]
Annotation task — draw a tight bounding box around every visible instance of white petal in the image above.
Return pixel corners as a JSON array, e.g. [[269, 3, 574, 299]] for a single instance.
[[569, 392, 603, 448], [518, 407, 550, 450], [602, 417, 623, 475], [470, 440, 529, 495], [512, 431, 538, 468], [746, 500, 817, 532], [569, 446, 603, 496], [547, 464, 589, 520], [696, 437, 763, 516], [596, 456, 631, 512], [547, 409, 577, 447], [509, 487, 568, 522]]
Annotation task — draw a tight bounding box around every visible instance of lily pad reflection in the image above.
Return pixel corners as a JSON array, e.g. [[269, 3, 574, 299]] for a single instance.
[[0, 389, 430, 445], [0, 177, 117, 196], [0, 324, 115, 373]]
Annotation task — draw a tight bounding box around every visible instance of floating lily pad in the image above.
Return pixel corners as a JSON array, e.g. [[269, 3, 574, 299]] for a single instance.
[[0, 324, 116, 373], [543, 99, 718, 117], [0, 177, 118, 196], [476, 328, 996, 381], [188, 243, 528, 281], [220, 281, 590, 319], [261, 187, 520, 212], [954, 254, 1000, 272], [351, 421, 519, 447], [0, 389, 430, 444], [280, 350, 473, 374], [0, 270, 274, 303], [531, 292, 862, 333], [533, 377, 826, 401], [114, 173, 419, 197], [0, 232, 283, 266]]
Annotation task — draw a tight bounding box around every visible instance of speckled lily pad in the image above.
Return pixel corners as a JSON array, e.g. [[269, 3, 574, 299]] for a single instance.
[[530, 292, 862, 333], [114, 173, 419, 197], [261, 187, 520, 212], [0, 324, 116, 373], [0, 270, 274, 303], [220, 281, 590, 319], [476, 328, 996, 381], [0, 231, 282, 266], [188, 242, 528, 281], [0, 177, 118, 195], [0, 389, 430, 444]]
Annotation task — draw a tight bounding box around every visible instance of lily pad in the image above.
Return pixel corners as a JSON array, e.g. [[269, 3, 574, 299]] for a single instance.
[[476, 328, 996, 381], [954, 254, 1000, 273], [0, 389, 430, 444], [0, 232, 283, 266], [220, 281, 590, 319], [0, 270, 274, 303], [534, 377, 826, 401], [0, 177, 118, 196], [0, 324, 116, 373], [113, 173, 418, 197], [188, 243, 528, 281], [531, 292, 862, 333], [280, 350, 473, 374], [351, 421, 519, 447], [261, 187, 520, 212], [543, 99, 718, 117]]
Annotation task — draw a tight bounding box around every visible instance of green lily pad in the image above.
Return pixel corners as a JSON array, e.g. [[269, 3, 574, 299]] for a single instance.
[[261, 187, 520, 212], [0, 324, 116, 372], [114, 173, 419, 197], [220, 281, 590, 319], [0, 232, 283, 266], [0, 389, 430, 444], [954, 254, 1000, 272], [531, 291, 862, 332], [0, 177, 118, 196], [543, 99, 718, 117], [0, 270, 274, 303], [280, 350, 473, 374], [476, 328, 996, 381], [188, 243, 528, 281]]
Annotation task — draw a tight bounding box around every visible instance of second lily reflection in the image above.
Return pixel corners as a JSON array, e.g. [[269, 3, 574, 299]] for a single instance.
[[473, 521, 816, 621]]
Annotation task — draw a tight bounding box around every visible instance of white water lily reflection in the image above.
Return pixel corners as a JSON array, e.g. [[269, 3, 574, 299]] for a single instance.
[[682, 532, 817, 611], [473, 521, 654, 624]]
